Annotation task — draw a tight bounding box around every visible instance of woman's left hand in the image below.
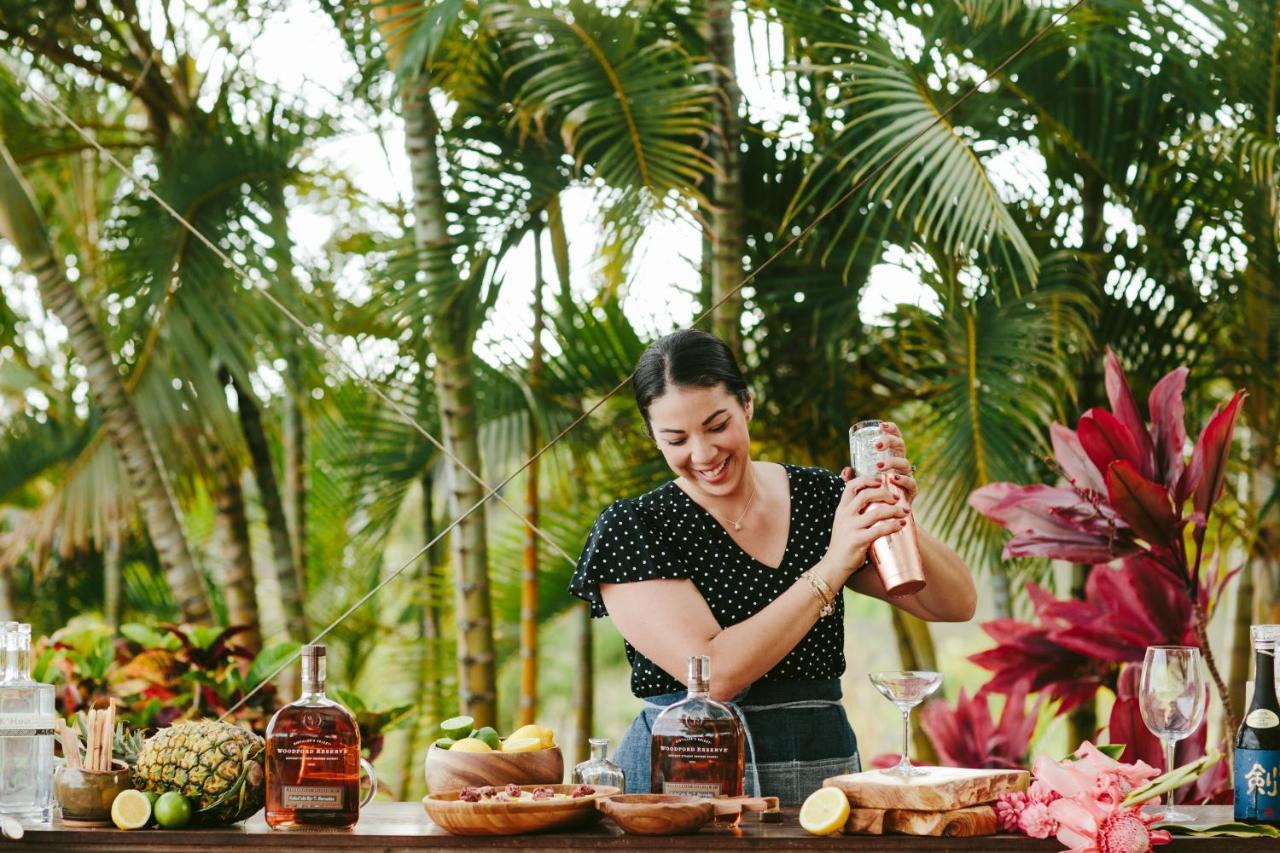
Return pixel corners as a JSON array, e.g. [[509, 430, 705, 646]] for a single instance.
[[840, 422, 918, 506]]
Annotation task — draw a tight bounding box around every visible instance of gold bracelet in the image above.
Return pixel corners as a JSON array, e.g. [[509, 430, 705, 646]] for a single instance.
[[800, 571, 836, 618]]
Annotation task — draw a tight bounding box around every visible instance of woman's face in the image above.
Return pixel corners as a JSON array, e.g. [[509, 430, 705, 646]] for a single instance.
[[646, 384, 754, 499]]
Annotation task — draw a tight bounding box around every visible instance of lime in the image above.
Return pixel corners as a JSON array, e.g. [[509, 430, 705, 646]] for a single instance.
[[154, 791, 193, 829], [449, 737, 492, 753], [432, 737, 457, 750], [143, 790, 160, 825], [799, 787, 849, 836], [474, 726, 501, 751], [110, 789, 152, 830], [440, 715, 475, 740]]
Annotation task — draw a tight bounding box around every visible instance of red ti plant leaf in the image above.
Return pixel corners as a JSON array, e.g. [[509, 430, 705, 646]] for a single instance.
[[1104, 348, 1157, 478], [1051, 422, 1106, 494], [1186, 390, 1246, 531], [921, 687, 1042, 770], [1104, 460, 1183, 555], [1078, 407, 1148, 480], [970, 483, 1128, 564], [1148, 367, 1189, 497], [970, 612, 1108, 713]]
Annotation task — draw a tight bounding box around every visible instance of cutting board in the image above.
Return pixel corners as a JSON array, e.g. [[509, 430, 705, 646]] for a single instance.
[[843, 805, 998, 837], [823, 767, 1029, 811]]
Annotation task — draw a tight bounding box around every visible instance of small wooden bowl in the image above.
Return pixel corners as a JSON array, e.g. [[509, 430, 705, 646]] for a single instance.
[[596, 794, 781, 835], [596, 794, 714, 835], [424, 744, 564, 795], [54, 760, 132, 826], [423, 783, 620, 836]]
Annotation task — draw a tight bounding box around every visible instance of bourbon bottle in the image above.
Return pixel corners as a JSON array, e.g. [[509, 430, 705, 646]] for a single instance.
[[265, 645, 376, 830], [650, 655, 744, 798]]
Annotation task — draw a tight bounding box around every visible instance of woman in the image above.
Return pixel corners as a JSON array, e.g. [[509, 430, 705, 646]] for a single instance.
[[568, 329, 976, 805]]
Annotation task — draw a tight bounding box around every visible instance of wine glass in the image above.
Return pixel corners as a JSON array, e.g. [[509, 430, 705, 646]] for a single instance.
[[1139, 645, 1206, 822], [869, 670, 942, 777]]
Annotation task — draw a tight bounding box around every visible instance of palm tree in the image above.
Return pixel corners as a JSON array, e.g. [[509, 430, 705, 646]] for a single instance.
[[0, 141, 213, 623]]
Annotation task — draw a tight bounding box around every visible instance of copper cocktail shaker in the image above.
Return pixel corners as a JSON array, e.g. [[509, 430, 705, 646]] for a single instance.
[[849, 420, 926, 597]]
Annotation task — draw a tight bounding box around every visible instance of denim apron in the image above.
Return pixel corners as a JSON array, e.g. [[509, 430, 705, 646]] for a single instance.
[[613, 678, 860, 806]]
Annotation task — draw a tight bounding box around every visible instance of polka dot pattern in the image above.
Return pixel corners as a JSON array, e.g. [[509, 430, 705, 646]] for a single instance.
[[569, 464, 849, 698]]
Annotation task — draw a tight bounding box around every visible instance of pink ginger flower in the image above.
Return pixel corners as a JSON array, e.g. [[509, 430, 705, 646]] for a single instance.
[[996, 791, 1028, 833], [1048, 795, 1171, 852], [1028, 742, 1170, 852], [1017, 801, 1059, 839]]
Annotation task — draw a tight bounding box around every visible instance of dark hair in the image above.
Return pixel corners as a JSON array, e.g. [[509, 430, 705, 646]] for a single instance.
[[632, 329, 750, 433]]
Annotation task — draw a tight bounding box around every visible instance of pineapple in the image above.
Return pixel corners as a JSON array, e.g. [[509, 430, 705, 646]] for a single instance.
[[132, 720, 265, 825]]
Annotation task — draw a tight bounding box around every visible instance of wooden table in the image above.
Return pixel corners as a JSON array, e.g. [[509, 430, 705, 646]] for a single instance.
[[6, 803, 1276, 851]]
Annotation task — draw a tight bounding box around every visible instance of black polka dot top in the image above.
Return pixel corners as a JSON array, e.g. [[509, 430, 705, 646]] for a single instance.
[[569, 464, 849, 698]]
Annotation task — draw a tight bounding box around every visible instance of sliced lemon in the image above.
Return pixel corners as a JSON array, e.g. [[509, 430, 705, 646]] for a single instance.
[[449, 737, 493, 753], [799, 786, 850, 836], [111, 789, 153, 831], [507, 723, 543, 743], [501, 736, 543, 753], [540, 726, 555, 748]]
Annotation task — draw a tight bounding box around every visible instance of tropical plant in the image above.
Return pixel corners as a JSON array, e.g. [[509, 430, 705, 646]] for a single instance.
[[970, 352, 1246, 736]]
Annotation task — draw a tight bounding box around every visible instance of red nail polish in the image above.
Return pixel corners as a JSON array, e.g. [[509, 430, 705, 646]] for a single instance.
[[875, 442, 884, 449], [876, 461, 884, 469]]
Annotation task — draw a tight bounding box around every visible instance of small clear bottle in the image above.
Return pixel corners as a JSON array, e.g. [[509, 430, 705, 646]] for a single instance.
[[572, 738, 625, 790], [0, 624, 54, 823]]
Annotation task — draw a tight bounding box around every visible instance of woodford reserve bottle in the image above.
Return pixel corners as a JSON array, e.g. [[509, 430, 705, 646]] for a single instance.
[[265, 645, 377, 830], [1236, 625, 1280, 824], [651, 655, 744, 797]]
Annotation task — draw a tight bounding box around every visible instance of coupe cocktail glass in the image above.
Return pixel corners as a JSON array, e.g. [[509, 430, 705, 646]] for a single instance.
[[869, 670, 942, 778]]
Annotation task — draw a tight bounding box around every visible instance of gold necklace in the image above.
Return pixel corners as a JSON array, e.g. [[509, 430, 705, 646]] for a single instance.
[[709, 467, 758, 532]]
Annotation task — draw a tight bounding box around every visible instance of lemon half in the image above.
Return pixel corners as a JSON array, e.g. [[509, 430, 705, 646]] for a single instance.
[[501, 736, 543, 753], [798, 787, 850, 836], [110, 789, 152, 831]]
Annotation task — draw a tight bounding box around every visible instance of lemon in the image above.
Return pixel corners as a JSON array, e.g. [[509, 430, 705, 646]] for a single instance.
[[540, 727, 555, 748], [449, 737, 493, 753], [507, 723, 542, 743], [110, 789, 152, 830], [799, 787, 850, 836], [501, 736, 543, 753]]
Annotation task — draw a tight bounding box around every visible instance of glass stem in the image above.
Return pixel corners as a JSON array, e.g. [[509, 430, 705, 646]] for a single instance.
[[899, 707, 912, 771], [1162, 738, 1177, 808]]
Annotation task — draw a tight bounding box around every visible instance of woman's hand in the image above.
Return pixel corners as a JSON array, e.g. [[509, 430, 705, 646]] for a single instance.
[[826, 474, 909, 576], [840, 422, 918, 506]]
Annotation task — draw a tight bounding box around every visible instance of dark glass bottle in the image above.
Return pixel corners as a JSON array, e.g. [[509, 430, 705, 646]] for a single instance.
[[650, 655, 744, 798], [1235, 625, 1280, 824]]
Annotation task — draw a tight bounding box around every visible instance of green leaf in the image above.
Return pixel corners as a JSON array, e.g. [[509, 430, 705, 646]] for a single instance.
[[1166, 823, 1280, 838], [1122, 750, 1222, 809], [119, 623, 180, 651], [247, 642, 301, 688]]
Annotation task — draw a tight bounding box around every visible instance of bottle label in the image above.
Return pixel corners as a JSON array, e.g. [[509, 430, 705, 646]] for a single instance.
[[662, 781, 723, 797], [281, 785, 344, 810], [0, 714, 55, 737], [1247, 709, 1280, 729], [1235, 749, 1280, 822]]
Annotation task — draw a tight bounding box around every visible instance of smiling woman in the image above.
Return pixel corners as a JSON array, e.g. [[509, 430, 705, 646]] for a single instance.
[[567, 329, 977, 805]]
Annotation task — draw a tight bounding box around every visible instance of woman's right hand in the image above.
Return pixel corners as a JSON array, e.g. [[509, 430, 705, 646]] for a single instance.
[[826, 474, 909, 577]]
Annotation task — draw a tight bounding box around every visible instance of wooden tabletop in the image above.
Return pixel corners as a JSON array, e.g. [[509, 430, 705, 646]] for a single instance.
[[5, 803, 1275, 851]]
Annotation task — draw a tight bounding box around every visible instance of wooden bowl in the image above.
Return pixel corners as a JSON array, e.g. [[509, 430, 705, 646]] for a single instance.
[[423, 783, 620, 836], [596, 794, 714, 835], [424, 744, 564, 795], [596, 794, 781, 835]]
